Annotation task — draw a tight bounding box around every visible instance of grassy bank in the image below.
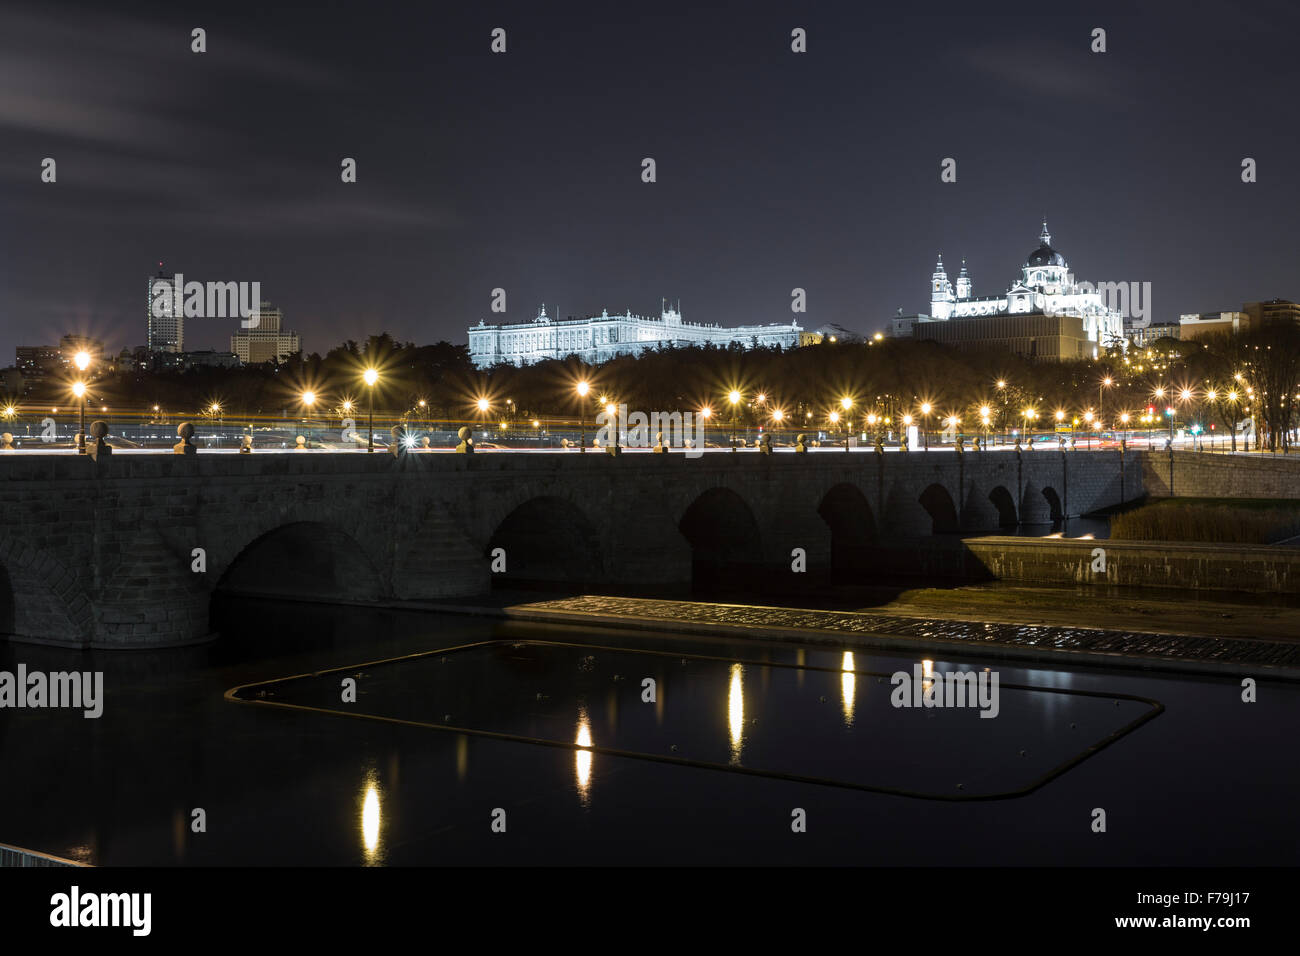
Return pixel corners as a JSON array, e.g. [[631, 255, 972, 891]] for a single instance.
[[1110, 499, 1300, 544]]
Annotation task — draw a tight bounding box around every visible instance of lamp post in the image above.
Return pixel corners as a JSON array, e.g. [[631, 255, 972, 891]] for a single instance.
[[920, 402, 931, 451], [301, 391, 316, 448], [73, 350, 91, 453], [728, 390, 741, 451], [605, 400, 620, 454], [700, 406, 712, 449], [840, 396, 853, 452], [576, 380, 590, 452], [363, 369, 378, 452], [72, 382, 87, 453]]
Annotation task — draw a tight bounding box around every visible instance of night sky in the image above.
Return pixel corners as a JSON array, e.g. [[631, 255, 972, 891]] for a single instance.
[[1, 0, 1296, 361]]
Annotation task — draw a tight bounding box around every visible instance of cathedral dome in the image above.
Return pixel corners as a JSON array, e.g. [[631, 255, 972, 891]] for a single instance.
[[1026, 244, 1065, 267], [1025, 221, 1065, 268]]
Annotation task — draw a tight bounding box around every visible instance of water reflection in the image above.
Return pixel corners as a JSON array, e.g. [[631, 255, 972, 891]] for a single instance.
[[922, 658, 934, 696], [575, 707, 593, 806], [360, 772, 382, 864], [841, 652, 856, 727], [728, 663, 744, 764]]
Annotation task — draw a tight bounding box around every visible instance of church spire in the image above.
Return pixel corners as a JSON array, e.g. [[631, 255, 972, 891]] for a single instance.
[[1040, 220, 1051, 246]]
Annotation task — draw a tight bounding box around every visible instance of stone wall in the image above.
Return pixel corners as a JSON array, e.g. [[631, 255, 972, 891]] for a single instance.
[[0, 447, 1149, 647], [1140, 450, 1300, 499], [963, 535, 1300, 593]]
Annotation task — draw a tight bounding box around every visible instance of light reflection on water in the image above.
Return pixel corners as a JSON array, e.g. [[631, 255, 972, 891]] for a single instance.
[[575, 707, 593, 806], [360, 771, 382, 864], [841, 652, 856, 727], [728, 663, 744, 764]]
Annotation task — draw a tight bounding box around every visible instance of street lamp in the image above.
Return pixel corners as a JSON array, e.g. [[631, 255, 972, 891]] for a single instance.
[[576, 380, 590, 452], [301, 390, 316, 448], [72, 381, 87, 453], [728, 390, 741, 451], [73, 351, 91, 453], [839, 397, 853, 451], [920, 402, 932, 451], [363, 368, 379, 452], [700, 405, 712, 449], [605, 399, 620, 454]]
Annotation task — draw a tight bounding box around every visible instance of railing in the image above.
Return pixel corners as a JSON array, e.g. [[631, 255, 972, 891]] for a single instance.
[[0, 409, 1290, 454], [0, 841, 87, 867]]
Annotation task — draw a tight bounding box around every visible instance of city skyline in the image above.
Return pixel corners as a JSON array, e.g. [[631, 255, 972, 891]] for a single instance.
[[1, 2, 1297, 362]]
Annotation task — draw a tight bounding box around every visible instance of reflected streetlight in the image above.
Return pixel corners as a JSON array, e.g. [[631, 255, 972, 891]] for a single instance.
[[728, 663, 744, 764], [575, 709, 593, 806], [841, 651, 856, 727]]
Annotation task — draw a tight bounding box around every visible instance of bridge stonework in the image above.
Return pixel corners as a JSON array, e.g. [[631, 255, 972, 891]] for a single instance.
[[0, 449, 1144, 648]]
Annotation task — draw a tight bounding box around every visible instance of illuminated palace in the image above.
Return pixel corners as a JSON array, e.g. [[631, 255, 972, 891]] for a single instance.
[[898, 223, 1126, 361], [468, 302, 804, 369]]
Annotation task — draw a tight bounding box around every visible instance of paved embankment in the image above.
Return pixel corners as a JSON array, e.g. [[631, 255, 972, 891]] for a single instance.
[[500, 595, 1300, 678]]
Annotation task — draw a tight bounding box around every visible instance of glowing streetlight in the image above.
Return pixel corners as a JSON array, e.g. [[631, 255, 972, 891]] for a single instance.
[[363, 369, 379, 453], [605, 399, 620, 454], [300, 391, 317, 448], [576, 381, 591, 452], [74, 351, 90, 371], [728, 390, 741, 451], [72, 381, 87, 454]]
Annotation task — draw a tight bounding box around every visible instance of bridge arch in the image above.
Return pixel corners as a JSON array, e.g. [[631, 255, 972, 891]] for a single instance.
[[485, 495, 602, 587], [988, 485, 1019, 529], [215, 521, 385, 602], [918, 483, 960, 535], [1041, 486, 1064, 522], [678, 487, 763, 591], [817, 482, 876, 579]]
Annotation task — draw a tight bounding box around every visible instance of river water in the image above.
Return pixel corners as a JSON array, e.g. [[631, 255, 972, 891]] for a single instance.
[[0, 595, 1295, 865]]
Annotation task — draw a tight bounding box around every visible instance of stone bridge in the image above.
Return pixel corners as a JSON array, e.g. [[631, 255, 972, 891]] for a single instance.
[[0, 447, 1158, 648]]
